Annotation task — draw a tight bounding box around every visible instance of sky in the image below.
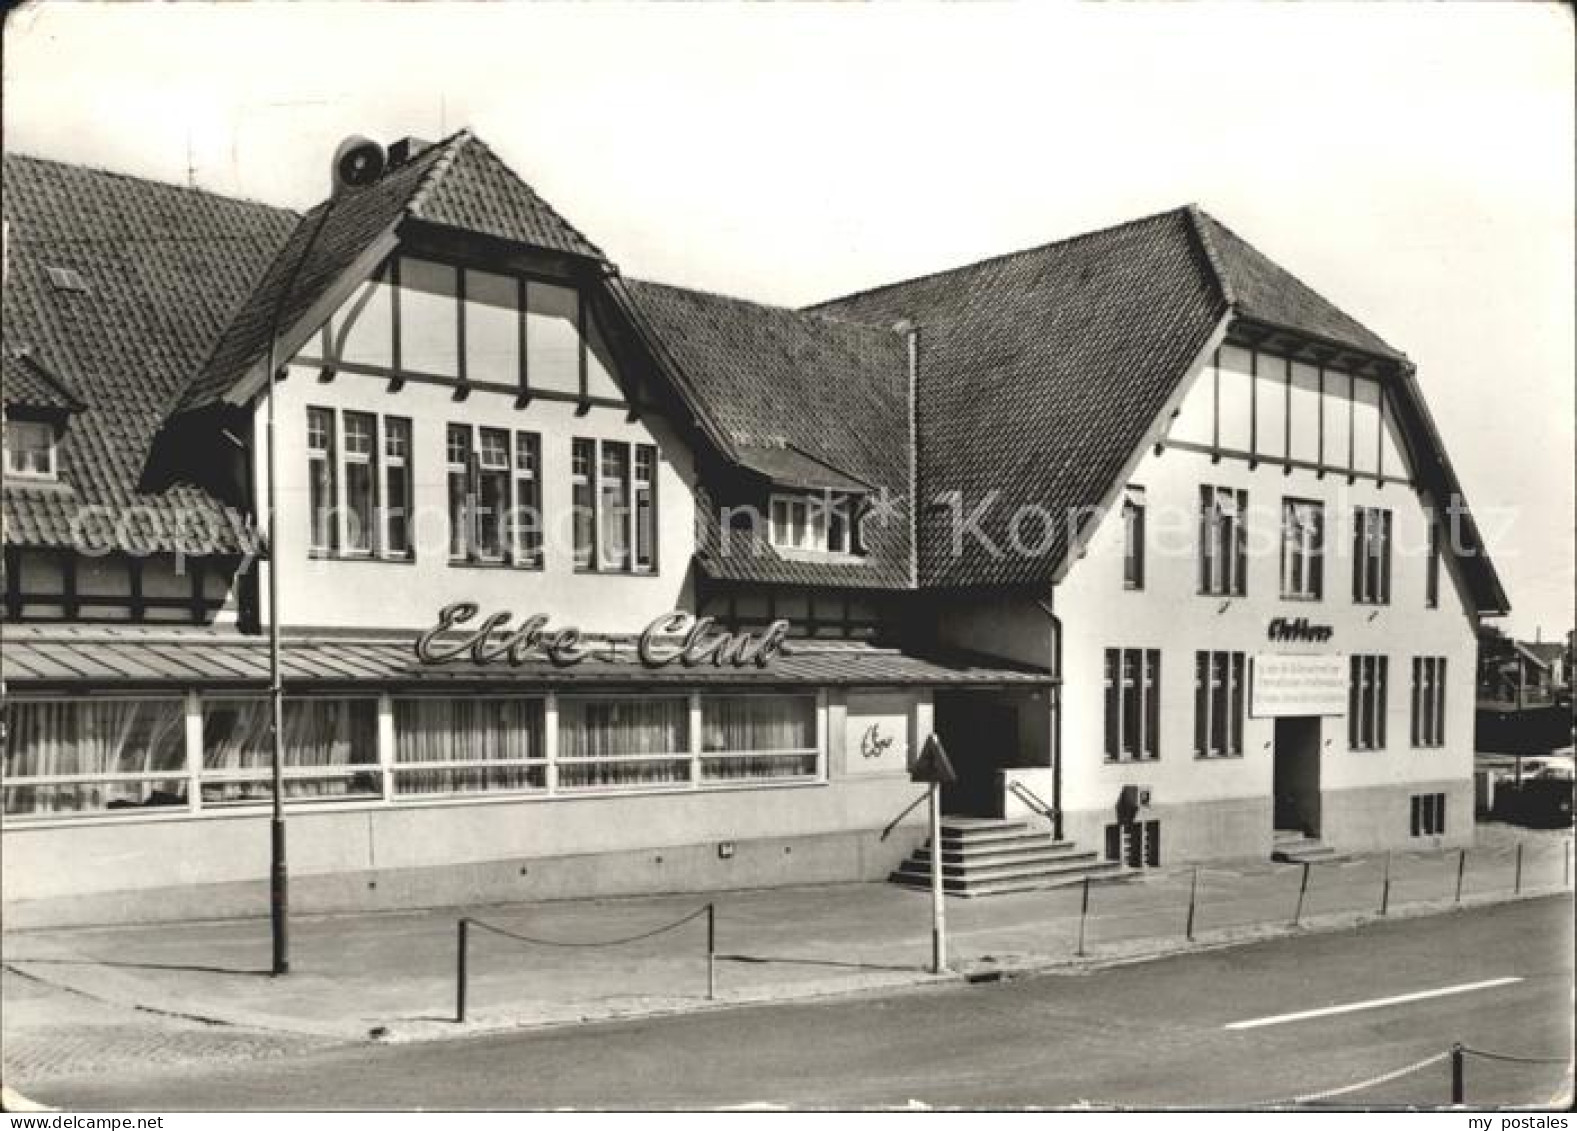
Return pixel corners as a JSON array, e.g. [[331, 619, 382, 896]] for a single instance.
[[4, 1, 1573, 640]]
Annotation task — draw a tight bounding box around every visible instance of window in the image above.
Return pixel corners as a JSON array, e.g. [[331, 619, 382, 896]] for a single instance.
[[1411, 656, 1447, 748], [446, 423, 543, 567], [1122, 486, 1145, 590], [3, 419, 57, 481], [558, 697, 691, 789], [769, 493, 861, 556], [393, 698, 546, 796], [1353, 506, 1392, 604], [1200, 486, 1247, 596], [307, 408, 411, 560], [3, 698, 187, 816], [1349, 654, 1389, 750], [701, 695, 818, 782], [199, 698, 380, 805], [1410, 792, 1446, 837], [1194, 651, 1245, 758], [1104, 648, 1160, 762], [1281, 499, 1324, 600], [574, 438, 658, 573], [1105, 820, 1161, 868], [307, 408, 337, 555], [1426, 523, 1441, 609]]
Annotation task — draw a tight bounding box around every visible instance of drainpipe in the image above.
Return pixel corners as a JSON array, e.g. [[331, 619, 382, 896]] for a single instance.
[[1035, 596, 1064, 841]]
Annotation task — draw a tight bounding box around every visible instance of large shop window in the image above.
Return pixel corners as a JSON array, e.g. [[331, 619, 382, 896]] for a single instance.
[[3, 699, 187, 816], [1348, 655, 1389, 751], [1194, 651, 1245, 759], [201, 699, 380, 804], [701, 695, 818, 781], [573, 438, 659, 574], [1411, 657, 1448, 748], [1104, 648, 1160, 763], [307, 407, 413, 559], [1199, 486, 1247, 597], [558, 697, 691, 789], [1280, 499, 1324, 600], [447, 423, 542, 567], [393, 698, 546, 796], [1352, 507, 1393, 605]]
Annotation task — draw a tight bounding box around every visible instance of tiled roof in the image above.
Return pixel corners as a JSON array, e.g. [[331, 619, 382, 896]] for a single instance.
[[1189, 208, 1406, 361], [620, 279, 914, 589], [2, 349, 84, 412], [174, 131, 604, 415], [811, 208, 1227, 589], [0, 624, 1050, 689], [2, 153, 296, 552]]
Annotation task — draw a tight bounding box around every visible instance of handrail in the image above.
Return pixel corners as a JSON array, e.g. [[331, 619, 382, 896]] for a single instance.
[[1008, 779, 1058, 822]]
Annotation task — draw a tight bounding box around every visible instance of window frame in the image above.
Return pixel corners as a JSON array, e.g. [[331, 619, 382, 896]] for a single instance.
[[3, 418, 58, 482], [1122, 485, 1146, 591], [1348, 653, 1389, 751], [1199, 485, 1247, 597], [573, 437, 659, 575], [1352, 506, 1393, 605], [446, 422, 544, 569], [1104, 647, 1161, 763], [1280, 497, 1324, 601], [1411, 656, 1447, 748], [306, 407, 414, 563], [1193, 650, 1246, 759], [767, 492, 863, 558]]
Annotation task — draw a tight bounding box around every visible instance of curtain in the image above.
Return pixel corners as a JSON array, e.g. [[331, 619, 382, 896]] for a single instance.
[[201, 699, 377, 803], [700, 696, 817, 782], [558, 697, 689, 789], [393, 698, 545, 796], [4, 699, 186, 815]]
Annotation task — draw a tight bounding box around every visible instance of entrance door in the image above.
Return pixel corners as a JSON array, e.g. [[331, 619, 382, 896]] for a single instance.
[[936, 695, 1018, 817], [1272, 716, 1322, 835]]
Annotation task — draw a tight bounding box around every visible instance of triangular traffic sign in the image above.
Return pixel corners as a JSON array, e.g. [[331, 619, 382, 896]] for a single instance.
[[911, 733, 957, 785]]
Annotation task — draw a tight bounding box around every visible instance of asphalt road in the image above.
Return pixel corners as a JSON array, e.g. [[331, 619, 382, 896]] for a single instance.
[[39, 895, 1574, 1111]]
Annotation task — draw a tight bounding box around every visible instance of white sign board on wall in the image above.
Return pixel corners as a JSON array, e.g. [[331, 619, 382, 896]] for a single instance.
[[1252, 654, 1349, 718], [844, 692, 913, 775]]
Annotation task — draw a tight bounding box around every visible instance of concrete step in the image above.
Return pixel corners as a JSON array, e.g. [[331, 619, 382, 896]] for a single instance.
[[938, 827, 1052, 850], [934, 839, 1081, 864], [891, 858, 1133, 896], [1272, 842, 1348, 864], [896, 852, 1105, 883]]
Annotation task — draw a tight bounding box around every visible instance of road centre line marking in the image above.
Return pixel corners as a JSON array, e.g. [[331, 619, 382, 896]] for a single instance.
[[1223, 977, 1524, 1031]]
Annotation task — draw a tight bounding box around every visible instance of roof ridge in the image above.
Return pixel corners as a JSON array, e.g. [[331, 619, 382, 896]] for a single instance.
[[1183, 203, 1237, 309], [806, 205, 1194, 314], [448, 133, 608, 262], [2, 150, 299, 219], [403, 128, 476, 216], [627, 275, 903, 336]]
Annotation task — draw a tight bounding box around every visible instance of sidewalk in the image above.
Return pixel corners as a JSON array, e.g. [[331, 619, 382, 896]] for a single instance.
[[4, 825, 1571, 1089]]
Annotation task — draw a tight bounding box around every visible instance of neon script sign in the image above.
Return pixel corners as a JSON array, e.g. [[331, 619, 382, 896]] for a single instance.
[[414, 603, 791, 669]]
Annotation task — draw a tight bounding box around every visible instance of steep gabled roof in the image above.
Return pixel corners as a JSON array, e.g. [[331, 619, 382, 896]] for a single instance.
[[2, 153, 295, 551], [811, 208, 1227, 589], [173, 131, 604, 416], [620, 279, 913, 589]]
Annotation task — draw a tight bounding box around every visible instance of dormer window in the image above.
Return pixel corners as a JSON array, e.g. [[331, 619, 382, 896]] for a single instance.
[[769, 492, 862, 557], [3, 419, 57, 481]]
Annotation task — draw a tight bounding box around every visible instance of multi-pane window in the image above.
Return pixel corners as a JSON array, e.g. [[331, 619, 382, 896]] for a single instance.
[[306, 408, 413, 560], [1349, 654, 1389, 750], [1426, 523, 1441, 609], [3, 419, 57, 480], [1281, 499, 1324, 600], [1353, 506, 1393, 604], [1411, 656, 1447, 748], [307, 407, 337, 555], [1410, 792, 1446, 837], [1123, 485, 1146, 590], [1104, 648, 1161, 762], [769, 493, 860, 555], [1199, 486, 1247, 596], [447, 423, 542, 567], [573, 438, 658, 574], [1194, 651, 1245, 758]]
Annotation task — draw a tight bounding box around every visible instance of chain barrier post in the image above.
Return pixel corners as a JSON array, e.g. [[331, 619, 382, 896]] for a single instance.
[[1076, 875, 1091, 957], [1185, 865, 1199, 942], [1293, 861, 1310, 927], [1450, 1043, 1464, 1105], [1380, 851, 1392, 916], [1514, 841, 1524, 895], [1455, 847, 1467, 904], [1565, 838, 1571, 889], [456, 917, 470, 1024], [706, 902, 716, 1001]]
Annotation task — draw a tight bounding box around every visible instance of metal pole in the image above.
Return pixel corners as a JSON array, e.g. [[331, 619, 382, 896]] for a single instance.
[[1293, 861, 1310, 927], [1380, 851, 1392, 916], [929, 783, 947, 973], [1450, 1042, 1465, 1105], [706, 903, 716, 1001], [1514, 841, 1524, 894], [1185, 865, 1199, 942], [265, 325, 289, 977], [1076, 875, 1090, 957], [455, 918, 469, 1023], [1455, 847, 1467, 904], [1565, 838, 1571, 889]]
